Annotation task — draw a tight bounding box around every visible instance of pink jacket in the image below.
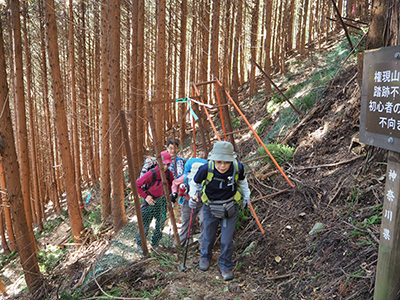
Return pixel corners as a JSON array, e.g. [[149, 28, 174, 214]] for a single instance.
[[136, 165, 173, 199]]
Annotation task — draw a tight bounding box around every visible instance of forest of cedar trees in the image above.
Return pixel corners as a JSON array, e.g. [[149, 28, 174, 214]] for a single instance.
[[0, 0, 395, 296]]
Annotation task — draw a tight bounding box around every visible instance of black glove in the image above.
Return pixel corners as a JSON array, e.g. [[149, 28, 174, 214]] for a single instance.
[[170, 192, 178, 203]]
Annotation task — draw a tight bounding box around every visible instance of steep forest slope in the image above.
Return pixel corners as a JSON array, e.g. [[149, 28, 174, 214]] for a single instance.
[[4, 33, 385, 300]]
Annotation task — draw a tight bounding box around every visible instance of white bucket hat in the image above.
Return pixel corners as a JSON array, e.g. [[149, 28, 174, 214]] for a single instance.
[[208, 141, 237, 162]]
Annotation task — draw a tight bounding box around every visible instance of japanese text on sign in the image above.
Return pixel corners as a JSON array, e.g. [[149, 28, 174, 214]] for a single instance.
[[382, 169, 398, 242], [366, 62, 400, 138]]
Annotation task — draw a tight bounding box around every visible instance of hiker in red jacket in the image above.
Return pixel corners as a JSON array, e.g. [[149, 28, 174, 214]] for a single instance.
[[136, 151, 174, 250]]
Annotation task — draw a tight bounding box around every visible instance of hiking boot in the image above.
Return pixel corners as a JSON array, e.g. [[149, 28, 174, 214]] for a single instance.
[[220, 269, 233, 281], [199, 259, 209, 271]]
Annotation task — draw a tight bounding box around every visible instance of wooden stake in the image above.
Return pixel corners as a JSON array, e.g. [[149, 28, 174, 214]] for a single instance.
[[120, 110, 149, 256], [374, 151, 400, 299], [145, 102, 181, 247]]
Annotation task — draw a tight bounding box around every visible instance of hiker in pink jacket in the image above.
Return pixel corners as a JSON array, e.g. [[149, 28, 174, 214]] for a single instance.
[[136, 151, 174, 249]]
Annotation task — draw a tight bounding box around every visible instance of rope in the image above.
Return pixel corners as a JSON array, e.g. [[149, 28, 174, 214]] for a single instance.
[[175, 96, 213, 121]]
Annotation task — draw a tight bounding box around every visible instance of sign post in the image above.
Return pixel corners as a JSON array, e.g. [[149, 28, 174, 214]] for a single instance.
[[360, 45, 400, 299]]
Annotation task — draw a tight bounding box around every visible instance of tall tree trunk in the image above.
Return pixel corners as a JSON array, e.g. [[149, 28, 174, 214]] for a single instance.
[[300, 0, 310, 55], [130, 0, 139, 171], [365, 0, 387, 49], [264, 0, 273, 93], [0, 156, 12, 254], [93, 3, 101, 182], [0, 206, 10, 254], [155, 0, 166, 143], [45, 0, 84, 242], [179, 0, 187, 145], [223, 1, 233, 89], [79, 0, 94, 188], [383, 0, 398, 47], [295, 0, 303, 53], [10, 0, 35, 235], [231, 0, 243, 106], [69, 0, 84, 210], [0, 20, 42, 292], [137, 0, 145, 165], [100, 0, 111, 219], [211, 0, 220, 79], [287, 0, 296, 52], [107, 0, 128, 230], [249, 0, 260, 97], [21, 1, 42, 231], [275, 0, 284, 71], [39, 0, 60, 211], [200, 0, 210, 101]]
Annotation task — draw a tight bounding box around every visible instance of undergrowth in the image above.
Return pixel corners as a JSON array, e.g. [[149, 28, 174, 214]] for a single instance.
[[258, 142, 295, 166]]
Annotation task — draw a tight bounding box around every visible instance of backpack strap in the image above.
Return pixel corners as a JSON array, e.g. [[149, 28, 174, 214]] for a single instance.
[[146, 168, 171, 190], [201, 160, 242, 204]]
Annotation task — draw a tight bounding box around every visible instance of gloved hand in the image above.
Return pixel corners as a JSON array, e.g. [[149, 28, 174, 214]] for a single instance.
[[189, 197, 202, 209], [170, 192, 178, 203], [242, 198, 250, 210]]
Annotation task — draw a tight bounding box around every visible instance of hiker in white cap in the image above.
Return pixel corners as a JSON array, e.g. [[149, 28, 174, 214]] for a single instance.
[[189, 141, 251, 281]]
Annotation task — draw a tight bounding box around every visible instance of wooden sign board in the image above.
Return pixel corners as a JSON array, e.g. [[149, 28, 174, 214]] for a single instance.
[[360, 45, 400, 151], [362, 46, 400, 299]]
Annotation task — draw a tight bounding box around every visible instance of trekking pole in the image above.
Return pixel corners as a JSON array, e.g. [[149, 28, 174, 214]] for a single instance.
[[181, 207, 195, 272]]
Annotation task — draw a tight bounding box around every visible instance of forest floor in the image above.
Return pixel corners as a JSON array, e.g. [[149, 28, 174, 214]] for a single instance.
[[3, 30, 385, 300]]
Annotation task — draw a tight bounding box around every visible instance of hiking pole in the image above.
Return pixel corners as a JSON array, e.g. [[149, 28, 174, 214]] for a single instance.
[[181, 207, 195, 272]]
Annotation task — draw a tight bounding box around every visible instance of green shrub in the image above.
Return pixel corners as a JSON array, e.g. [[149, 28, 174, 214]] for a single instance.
[[258, 143, 295, 166], [0, 249, 18, 269], [37, 245, 67, 273], [232, 118, 241, 129]]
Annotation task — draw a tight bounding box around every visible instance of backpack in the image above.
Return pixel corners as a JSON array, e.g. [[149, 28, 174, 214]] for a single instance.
[[143, 168, 172, 198], [139, 156, 158, 178], [200, 160, 242, 204]]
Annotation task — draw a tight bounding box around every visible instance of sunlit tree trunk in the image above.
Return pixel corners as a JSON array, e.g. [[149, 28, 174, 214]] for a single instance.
[[108, 0, 127, 230], [222, 1, 233, 89], [231, 0, 243, 106], [39, 0, 60, 211], [287, 0, 296, 52], [211, 0, 220, 79], [155, 0, 166, 143], [69, 0, 84, 210], [130, 0, 139, 171], [200, 0, 210, 101], [0, 157, 12, 254], [92, 3, 101, 182], [189, 4, 198, 86], [275, 0, 283, 71], [137, 0, 145, 167], [249, 0, 259, 97], [300, 0, 310, 55], [10, 0, 35, 235], [179, 0, 187, 144], [264, 0, 273, 93], [21, 1, 42, 231], [100, 0, 111, 219], [0, 20, 41, 292], [325, 0, 331, 43], [0, 207, 10, 255], [45, 0, 84, 242]]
